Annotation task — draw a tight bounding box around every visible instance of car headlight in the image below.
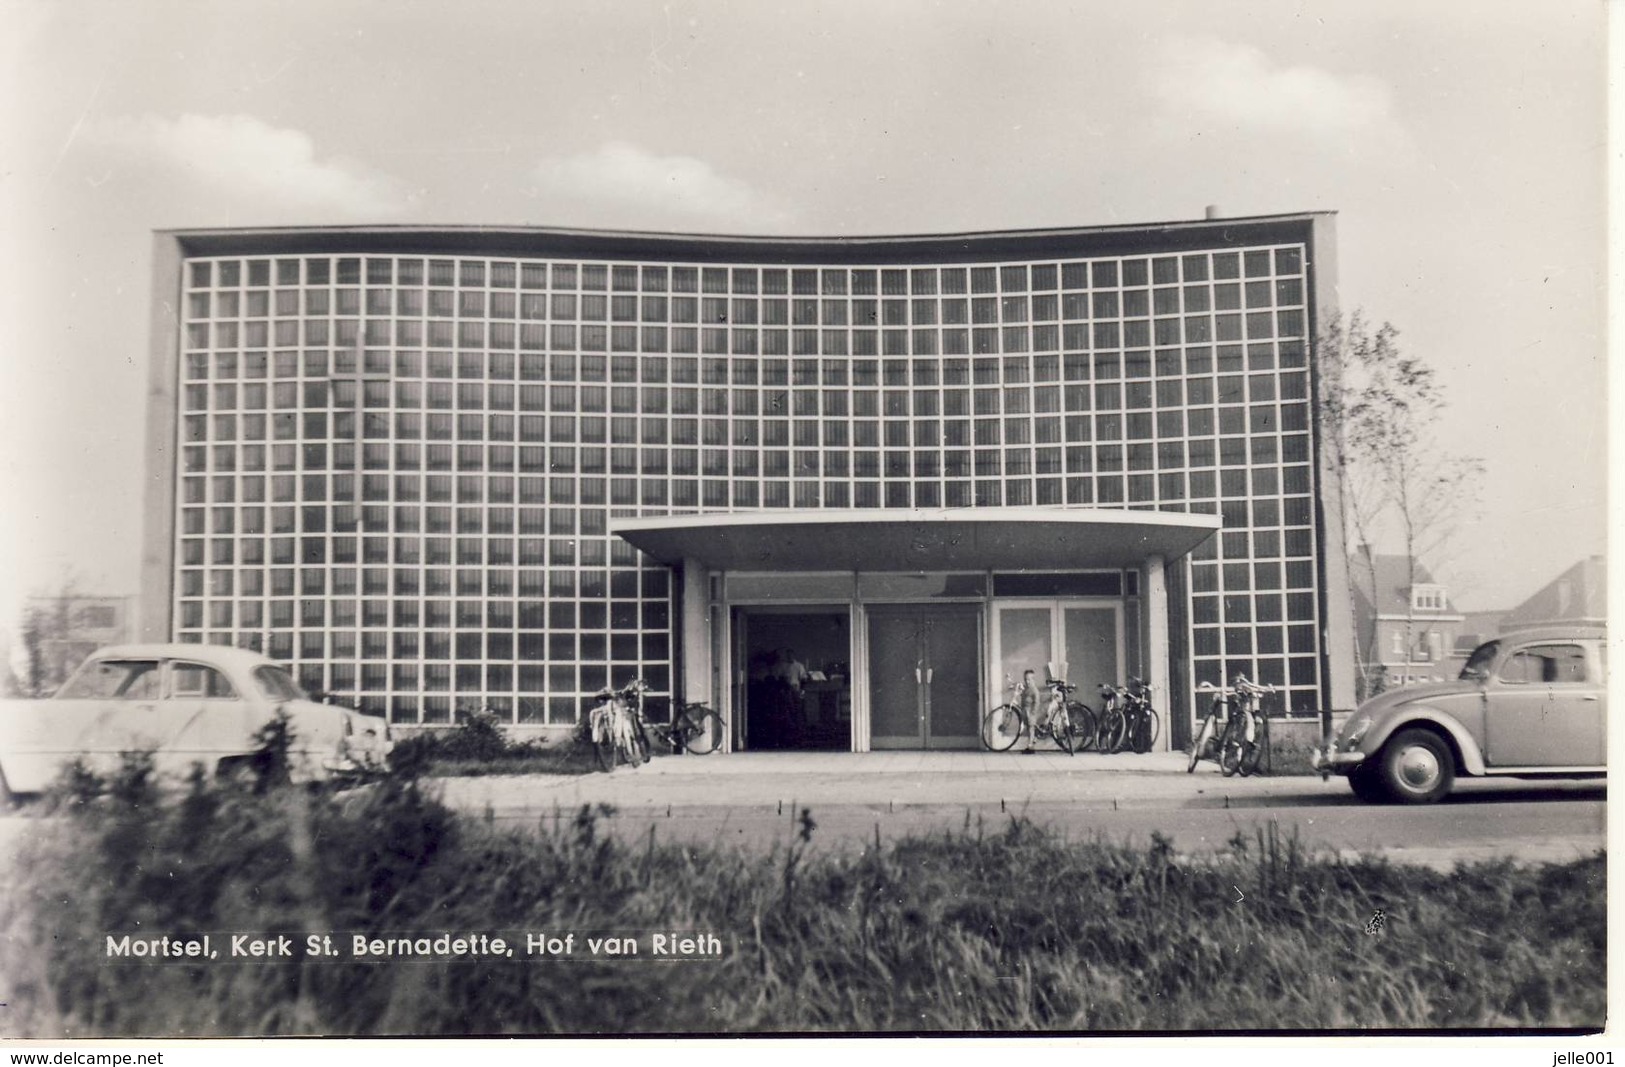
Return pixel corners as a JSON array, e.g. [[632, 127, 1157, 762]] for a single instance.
[[1342, 714, 1372, 747]]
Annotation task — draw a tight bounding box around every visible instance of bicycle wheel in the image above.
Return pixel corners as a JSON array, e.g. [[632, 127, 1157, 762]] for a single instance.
[[1115, 710, 1138, 753], [1067, 702, 1098, 753], [683, 707, 725, 755], [1098, 708, 1127, 754], [1051, 704, 1075, 755], [1219, 716, 1246, 777], [590, 710, 619, 772], [982, 704, 1027, 751], [1130, 708, 1159, 754], [629, 718, 651, 765], [1239, 716, 1266, 776], [1188, 711, 1219, 772]]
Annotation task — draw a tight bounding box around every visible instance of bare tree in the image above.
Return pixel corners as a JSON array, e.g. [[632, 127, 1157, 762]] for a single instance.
[[1320, 313, 1483, 699], [17, 577, 84, 697]]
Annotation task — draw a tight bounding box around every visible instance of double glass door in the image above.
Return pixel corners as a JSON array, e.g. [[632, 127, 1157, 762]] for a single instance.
[[868, 605, 982, 749], [992, 601, 1123, 705]]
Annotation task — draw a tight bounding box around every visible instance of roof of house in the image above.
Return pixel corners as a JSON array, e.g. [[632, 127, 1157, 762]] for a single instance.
[[1501, 555, 1607, 630], [1349, 553, 1458, 618], [1454, 609, 1509, 652]]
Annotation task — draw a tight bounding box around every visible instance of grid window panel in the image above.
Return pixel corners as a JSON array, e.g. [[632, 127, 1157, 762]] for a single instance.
[[176, 239, 1321, 724]]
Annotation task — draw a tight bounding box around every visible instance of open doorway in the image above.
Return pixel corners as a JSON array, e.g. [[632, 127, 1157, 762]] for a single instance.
[[737, 608, 852, 751]]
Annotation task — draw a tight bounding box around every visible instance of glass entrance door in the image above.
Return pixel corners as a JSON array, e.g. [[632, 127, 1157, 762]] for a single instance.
[[868, 605, 981, 749], [993, 600, 1124, 703]]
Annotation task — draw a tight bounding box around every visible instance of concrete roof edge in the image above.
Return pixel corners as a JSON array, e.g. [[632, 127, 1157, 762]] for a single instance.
[[610, 507, 1225, 534], [153, 211, 1337, 246]]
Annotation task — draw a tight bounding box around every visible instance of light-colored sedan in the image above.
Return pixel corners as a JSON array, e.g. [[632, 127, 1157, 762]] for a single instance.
[[1313, 626, 1606, 803], [0, 644, 392, 800]]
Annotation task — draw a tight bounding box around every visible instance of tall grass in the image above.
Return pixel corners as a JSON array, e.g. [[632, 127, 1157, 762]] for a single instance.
[[0, 757, 1603, 1036]]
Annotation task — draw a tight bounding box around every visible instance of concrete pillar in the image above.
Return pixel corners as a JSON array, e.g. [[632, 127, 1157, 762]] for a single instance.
[[1143, 554, 1170, 750], [680, 557, 711, 707]]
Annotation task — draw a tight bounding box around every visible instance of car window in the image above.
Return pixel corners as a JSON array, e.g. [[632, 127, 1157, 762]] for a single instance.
[[253, 666, 305, 702], [1498, 644, 1589, 685], [170, 662, 239, 699], [1458, 640, 1500, 681], [56, 659, 162, 700]]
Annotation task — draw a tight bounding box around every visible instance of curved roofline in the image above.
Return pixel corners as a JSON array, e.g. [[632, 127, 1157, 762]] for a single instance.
[[613, 506, 1223, 536], [159, 211, 1335, 244], [158, 212, 1336, 263], [611, 506, 1221, 571]]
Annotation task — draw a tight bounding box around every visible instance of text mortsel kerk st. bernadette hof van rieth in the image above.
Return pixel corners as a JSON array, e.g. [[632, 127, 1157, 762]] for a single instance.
[[104, 932, 724, 960]]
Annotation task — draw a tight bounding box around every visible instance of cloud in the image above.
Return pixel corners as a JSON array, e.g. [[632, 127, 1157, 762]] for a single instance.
[[89, 113, 410, 216], [530, 141, 792, 230], [1153, 38, 1395, 140]]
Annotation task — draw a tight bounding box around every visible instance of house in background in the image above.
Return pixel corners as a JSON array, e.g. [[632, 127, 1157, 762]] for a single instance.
[[1450, 556, 1607, 663], [1452, 609, 1508, 659], [1500, 556, 1606, 633], [1350, 553, 1464, 688]]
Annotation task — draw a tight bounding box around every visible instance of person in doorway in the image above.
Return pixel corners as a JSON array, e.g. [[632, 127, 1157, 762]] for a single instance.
[[771, 648, 808, 693], [770, 648, 808, 746]]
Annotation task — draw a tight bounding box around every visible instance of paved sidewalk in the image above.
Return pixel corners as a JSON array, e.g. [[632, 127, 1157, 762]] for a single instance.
[[435, 749, 1338, 815], [427, 751, 1605, 868]]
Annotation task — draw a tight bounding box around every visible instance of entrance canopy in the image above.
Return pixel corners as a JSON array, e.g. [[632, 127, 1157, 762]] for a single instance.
[[611, 507, 1221, 572]]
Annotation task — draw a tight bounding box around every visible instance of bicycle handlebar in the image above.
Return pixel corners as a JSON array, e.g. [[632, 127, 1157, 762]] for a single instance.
[[1197, 677, 1276, 698]]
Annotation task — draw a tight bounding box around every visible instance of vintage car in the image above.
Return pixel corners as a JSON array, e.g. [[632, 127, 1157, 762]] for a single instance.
[[1313, 626, 1607, 803], [0, 644, 391, 801]]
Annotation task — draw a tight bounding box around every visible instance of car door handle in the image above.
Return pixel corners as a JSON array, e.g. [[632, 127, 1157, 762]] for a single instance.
[[1582, 695, 1600, 701]]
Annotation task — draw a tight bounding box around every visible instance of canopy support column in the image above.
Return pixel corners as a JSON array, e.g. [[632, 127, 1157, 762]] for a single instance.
[[680, 557, 711, 708], [1143, 553, 1170, 750]]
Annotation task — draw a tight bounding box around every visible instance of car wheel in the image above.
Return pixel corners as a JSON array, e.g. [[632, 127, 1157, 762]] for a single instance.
[[1376, 728, 1455, 804], [1346, 764, 1387, 803]]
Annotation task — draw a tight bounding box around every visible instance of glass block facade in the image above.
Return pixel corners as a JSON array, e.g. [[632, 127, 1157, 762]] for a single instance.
[[146, 219, 1351, 731]]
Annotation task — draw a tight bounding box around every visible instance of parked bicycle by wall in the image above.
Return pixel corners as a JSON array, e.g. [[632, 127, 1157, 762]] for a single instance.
[[587, 679, 647, 771], [645, 692, 726, 756], [1095, 678, 1160, 754], [587, 678, 726, 770], [1189, 674, 1275, 776], [981, 668, 1095, 755]]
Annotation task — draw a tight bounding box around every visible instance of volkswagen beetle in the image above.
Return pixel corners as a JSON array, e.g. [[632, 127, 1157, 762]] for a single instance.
[[1313, 626, 1606, 803]]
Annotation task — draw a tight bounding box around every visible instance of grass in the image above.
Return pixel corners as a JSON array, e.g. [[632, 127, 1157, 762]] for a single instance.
[[0, 745, 1604, 1037]]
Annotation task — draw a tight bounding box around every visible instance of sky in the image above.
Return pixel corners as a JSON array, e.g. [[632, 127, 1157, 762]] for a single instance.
[[0, 0, 1608, 630]]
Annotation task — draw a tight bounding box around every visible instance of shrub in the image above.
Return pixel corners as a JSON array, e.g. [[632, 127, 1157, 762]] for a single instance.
[[390, 709, 599, 778]]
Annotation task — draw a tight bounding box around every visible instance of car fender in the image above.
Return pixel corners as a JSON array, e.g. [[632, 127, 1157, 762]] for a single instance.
[[1364, 706, 1486, 776]]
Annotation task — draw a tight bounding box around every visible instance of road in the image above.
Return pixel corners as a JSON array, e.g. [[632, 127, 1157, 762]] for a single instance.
[[433, 751, 1607, 869], [0, 752, 1601, 870]]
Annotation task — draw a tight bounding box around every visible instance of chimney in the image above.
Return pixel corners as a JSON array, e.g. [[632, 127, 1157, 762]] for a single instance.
[[1204, 205, 1222, 220]]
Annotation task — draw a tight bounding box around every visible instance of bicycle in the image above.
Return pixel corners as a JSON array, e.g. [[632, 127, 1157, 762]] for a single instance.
[[1097, 678, 1160, 754], [644, 696, 726, 755], [1093, 684, 1126, 753], [981, 675, 1095, 755], [1189, 674, 1275, 776], [587, 680, 648, 771]]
